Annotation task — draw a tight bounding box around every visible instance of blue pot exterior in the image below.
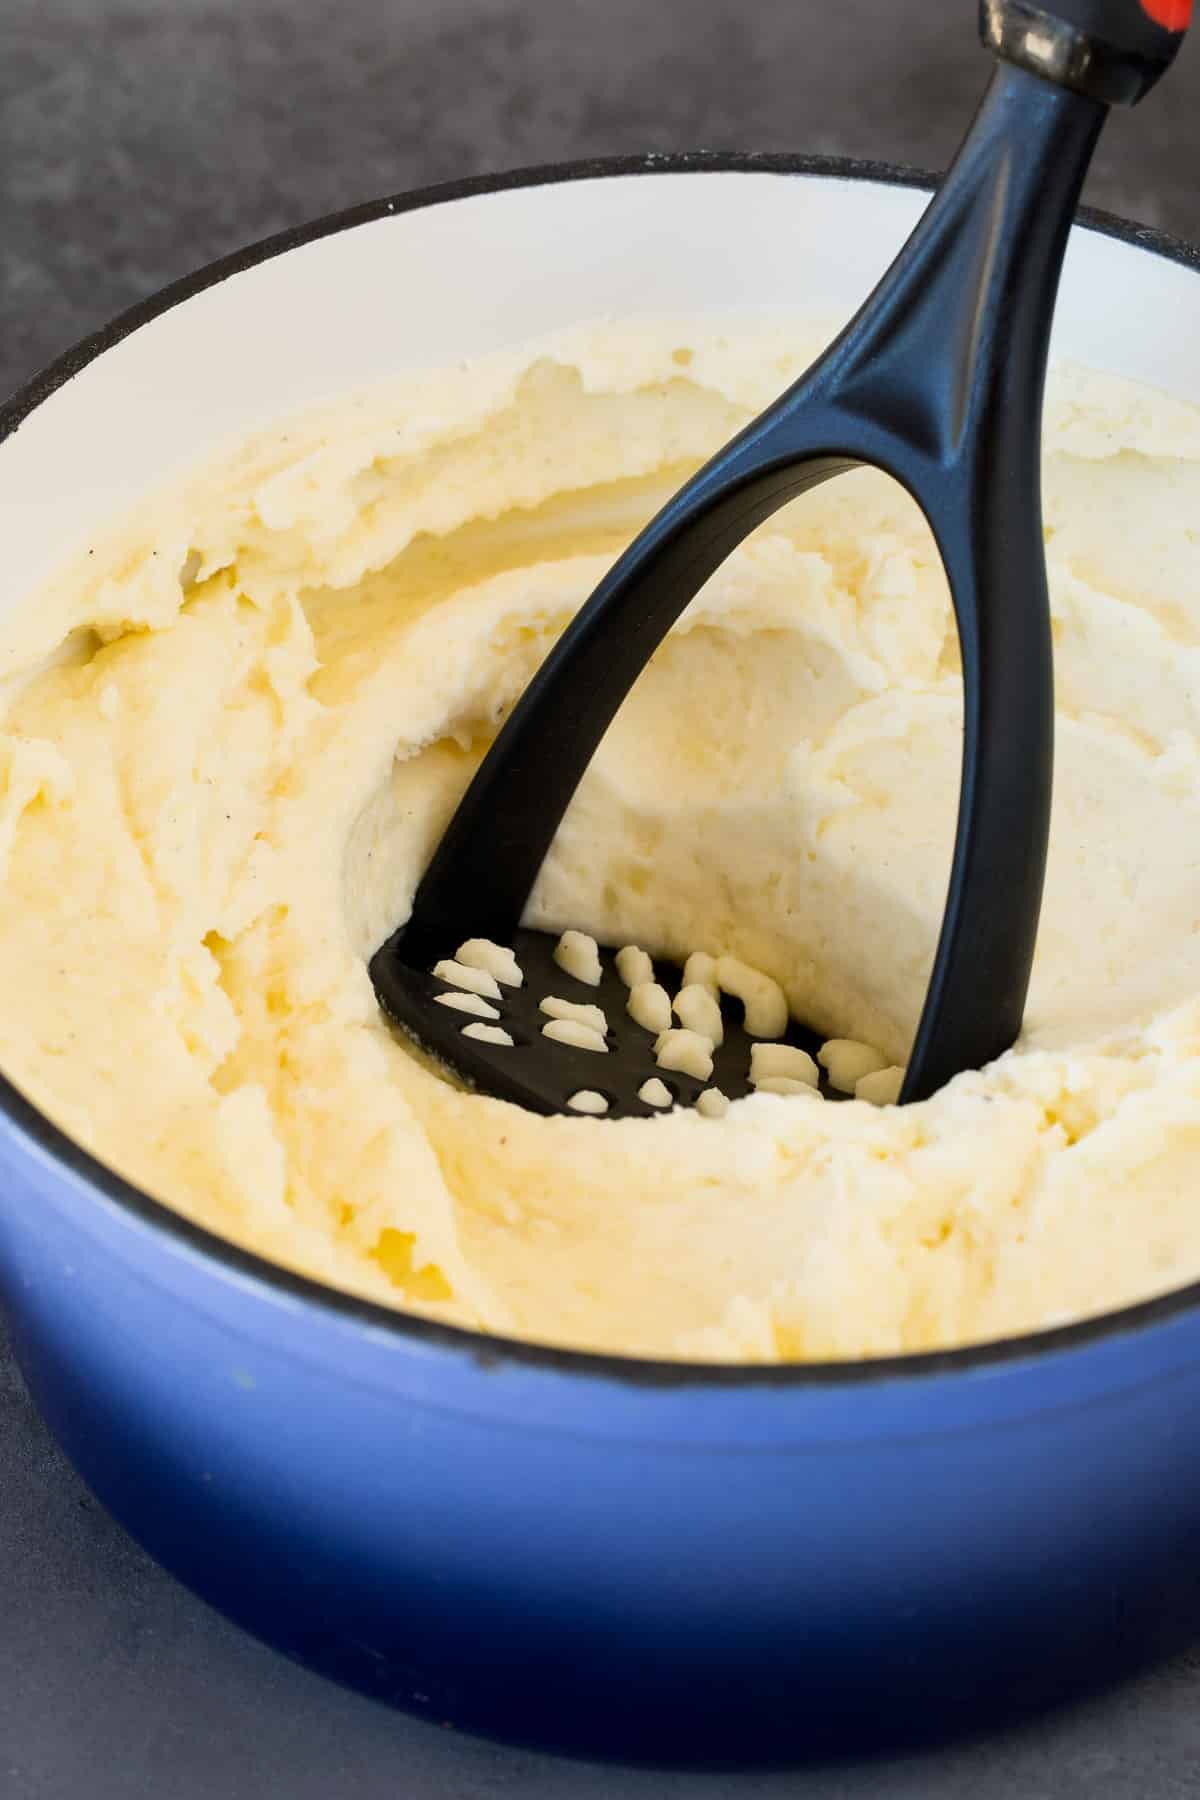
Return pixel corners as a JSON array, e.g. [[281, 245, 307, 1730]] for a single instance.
[[4, 1097, 1200, 1762]]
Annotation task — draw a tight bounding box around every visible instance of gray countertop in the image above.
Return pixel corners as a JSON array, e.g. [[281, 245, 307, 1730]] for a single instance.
[[4, 3, 1200, 1794]]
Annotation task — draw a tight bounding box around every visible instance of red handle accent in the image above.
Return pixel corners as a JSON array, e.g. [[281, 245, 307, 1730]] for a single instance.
[[1140, 0, 1191, 27]]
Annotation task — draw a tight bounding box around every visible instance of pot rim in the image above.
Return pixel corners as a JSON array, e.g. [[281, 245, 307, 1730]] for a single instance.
[[5, 148, 1200, 1393]]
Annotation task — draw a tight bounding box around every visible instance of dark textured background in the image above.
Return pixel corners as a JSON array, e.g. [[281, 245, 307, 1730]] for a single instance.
[[4, 3, 1200, 1795]]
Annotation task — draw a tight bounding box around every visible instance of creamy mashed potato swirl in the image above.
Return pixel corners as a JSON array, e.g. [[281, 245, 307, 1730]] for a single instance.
[[3, 316, 1200, 1361]]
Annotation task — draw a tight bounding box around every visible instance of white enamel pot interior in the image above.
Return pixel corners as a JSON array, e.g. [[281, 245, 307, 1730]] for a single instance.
[[4, 157, 1199, 608]]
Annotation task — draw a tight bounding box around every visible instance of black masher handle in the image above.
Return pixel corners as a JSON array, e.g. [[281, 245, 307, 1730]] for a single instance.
[[399, 62, 1100, 1105], [395, 0, 1185, 1104]]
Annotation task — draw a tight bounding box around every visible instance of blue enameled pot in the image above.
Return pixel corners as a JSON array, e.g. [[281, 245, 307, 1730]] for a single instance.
[[3, 155, 1200, 1762]]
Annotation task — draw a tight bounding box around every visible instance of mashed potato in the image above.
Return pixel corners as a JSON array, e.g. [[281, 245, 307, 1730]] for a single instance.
[[3, 315, 1200, 1361]]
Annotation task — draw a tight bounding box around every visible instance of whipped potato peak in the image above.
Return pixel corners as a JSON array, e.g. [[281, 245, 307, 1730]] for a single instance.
[[2, 312, 1200, 1364], [673, 982, 725, 1047], [567, 1090, 609, 1116], [539, 995, 608, 1037], [856, 1066, 905, 1107], [696, 1088, 730, 1119], [750, 1043, 819, 1089], [683, 952, 721, 1000], [654, 1028, 715, 1083], [819, 1037, 888, 1093], [432, 958, 501, 999], [456, 938, 524, 988], [717, 957, 789, 1039], [554, 930, 603, 987], [461, 1022, 514, 1048], [617, 945, 655, 988], [639, 1077, 673, 1110], [542, 1018, 608, 1054], [434, 990, 500, 1020], [628, 981, 673, 1036]]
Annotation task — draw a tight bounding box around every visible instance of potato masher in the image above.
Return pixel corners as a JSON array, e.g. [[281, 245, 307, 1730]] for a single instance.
[[371, 0, 1190, 1117]]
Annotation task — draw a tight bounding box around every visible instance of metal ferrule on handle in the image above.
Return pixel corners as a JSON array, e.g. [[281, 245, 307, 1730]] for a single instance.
[[982, 0, 1190, 103]]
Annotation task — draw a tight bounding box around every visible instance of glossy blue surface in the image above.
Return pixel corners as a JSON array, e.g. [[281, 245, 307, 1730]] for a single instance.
[[3, 1072, 1200, 1762]]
